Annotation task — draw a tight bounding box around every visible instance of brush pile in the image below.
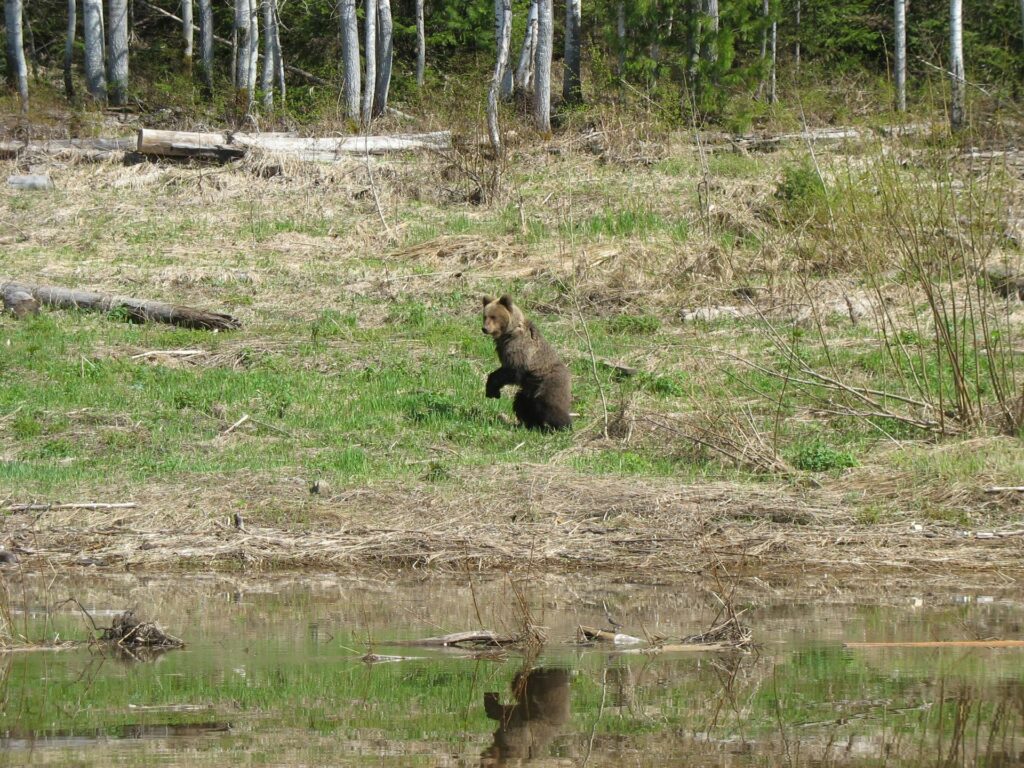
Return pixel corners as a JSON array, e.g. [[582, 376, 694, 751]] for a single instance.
[[100, 611, 184, 650]]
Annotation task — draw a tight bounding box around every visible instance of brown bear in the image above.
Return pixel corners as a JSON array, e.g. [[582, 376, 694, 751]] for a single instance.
[[481, 295, 572, 431]]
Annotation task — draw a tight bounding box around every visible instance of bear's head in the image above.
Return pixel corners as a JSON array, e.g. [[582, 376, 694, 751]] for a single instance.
[[482, 295, 525, 339]]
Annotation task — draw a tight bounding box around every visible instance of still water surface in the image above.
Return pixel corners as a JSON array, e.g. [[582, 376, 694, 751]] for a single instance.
[[1, 574, 1022, 766]]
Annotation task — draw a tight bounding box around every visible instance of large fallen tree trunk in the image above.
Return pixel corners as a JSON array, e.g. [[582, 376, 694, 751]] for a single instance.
[[0, 137, 137, 161], [137, 128, 452, 161], [1, 281, 240, 330]]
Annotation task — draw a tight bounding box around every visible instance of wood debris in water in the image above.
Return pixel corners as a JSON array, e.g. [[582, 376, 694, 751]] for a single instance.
[[406, 630, 523, 649], [100, 611, 184, 650]]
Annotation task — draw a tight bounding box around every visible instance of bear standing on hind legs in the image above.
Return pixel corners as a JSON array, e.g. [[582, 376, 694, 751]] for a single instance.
[[481, 295, 572, 431]]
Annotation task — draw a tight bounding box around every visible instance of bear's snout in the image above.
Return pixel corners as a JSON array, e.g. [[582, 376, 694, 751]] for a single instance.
[[482, 326, 489, 335]]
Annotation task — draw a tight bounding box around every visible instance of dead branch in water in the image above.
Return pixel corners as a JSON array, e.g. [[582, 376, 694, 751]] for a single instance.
[[405, 630, 522, 648]]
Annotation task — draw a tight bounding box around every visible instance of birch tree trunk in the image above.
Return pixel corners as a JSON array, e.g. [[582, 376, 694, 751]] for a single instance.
[[106, 0, 128, 105], [339, 0, 360, 120], [4, 0, 28, 113], [272, 0, 285, 106], [562, 0, 581, 103], [701, 0, 718, 65], [688, 0, 700, 82], [197, 0, 213, 91], [488, 0, 512, 152], [234, 0, 250, 92], [515, 0, 538, 91], [949, 0, 964, 131], [415, 0, 425, 87], [894, 0, 906, 112], [261, 0, 274, 107], [361, 0, 377, 127], [534, 0, 552, 132], [64, 0, 76, 99], [769, 11, 776, 103], [495, 0, 513, 98], [83, 0, 107, 100], [758, 0, 768, 96], [247, 0, 259, 108], [373, 0, 393, 117], [182, 0, 193, 69]]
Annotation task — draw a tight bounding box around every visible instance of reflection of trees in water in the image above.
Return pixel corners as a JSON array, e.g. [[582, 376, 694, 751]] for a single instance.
[[481, 667, 571, 766]]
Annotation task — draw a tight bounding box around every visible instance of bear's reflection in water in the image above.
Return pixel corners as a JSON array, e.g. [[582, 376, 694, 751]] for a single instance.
[[481, 667, 571, 766]]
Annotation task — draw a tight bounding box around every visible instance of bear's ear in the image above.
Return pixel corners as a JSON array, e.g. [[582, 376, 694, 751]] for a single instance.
[[498, 295, 515, 310], [482, 295, 496, 307]]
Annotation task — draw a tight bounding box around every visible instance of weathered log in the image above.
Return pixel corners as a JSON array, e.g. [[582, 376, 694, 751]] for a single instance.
[[0, 281, 240, 330], [2, 284, 40, 317], [0, 137, 137, 160], [136, 129, 245, 160], [6, 174, 54, 191], [404, 630, 519, 648], [137, 128, 452, 162]]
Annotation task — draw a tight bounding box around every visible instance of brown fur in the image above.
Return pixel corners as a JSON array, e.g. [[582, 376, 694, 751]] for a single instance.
[[481, 295, 572, 431]]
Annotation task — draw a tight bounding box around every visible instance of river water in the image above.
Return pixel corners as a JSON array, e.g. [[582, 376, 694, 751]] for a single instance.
[[1, 573, 1021, 766]]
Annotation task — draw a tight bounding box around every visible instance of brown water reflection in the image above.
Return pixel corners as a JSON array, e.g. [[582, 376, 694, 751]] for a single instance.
[[0, 572, 1021, 767], [482, 667, 571, 765]]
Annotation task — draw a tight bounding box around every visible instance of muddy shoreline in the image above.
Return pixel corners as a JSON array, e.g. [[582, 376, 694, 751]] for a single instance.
[[5, 468, 1022, 586]]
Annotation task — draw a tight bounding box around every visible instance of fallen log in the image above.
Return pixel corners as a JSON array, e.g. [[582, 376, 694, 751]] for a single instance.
[[0, 281, 241, 331], [577, 626, 644, 645], [845, 640, 1024, 649], [7, 174, 54, 191], [404, 630, 520, 648], [137, 128, 452, 162], [2, 283, 40, 318], [0, 137, 137, 161], [136, 129, 245, 160]]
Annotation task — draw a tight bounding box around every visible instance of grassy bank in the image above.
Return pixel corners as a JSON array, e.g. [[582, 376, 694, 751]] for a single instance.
[[1, 110, 1023, 577]]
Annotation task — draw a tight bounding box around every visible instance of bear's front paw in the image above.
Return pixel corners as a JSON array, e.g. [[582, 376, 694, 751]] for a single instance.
[[485, 386, 501, 399]]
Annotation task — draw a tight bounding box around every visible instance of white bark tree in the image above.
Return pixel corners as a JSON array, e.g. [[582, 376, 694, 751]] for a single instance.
[[4, 0, 28, 113], [701, 0, 719, 65], [894, 0, 906, 112], [197, 0, 213, 91], [106, 0, 129, 105], [361, 0, 377, 126], [261, 0, 275, 107], [563, 0, 581, 103], [339, 0, 360, 120], [234, 0, 250, 91], [950, 0, 964, 131], [769, 9, 776, 103], [64, 0, 76, 99], [83, 0, 106, 100], [273, 2, 285, 104], [373, 0, 393, 117], [415, 0, 425, 87], [234, 0, 258, 108], [515, 0, 538, 91], [488, 0, 512, 152], [182, 0, 193, 69], [247, 0, 259, 106], [495, 0, 513, 97], [534, 0, 552, 132]]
